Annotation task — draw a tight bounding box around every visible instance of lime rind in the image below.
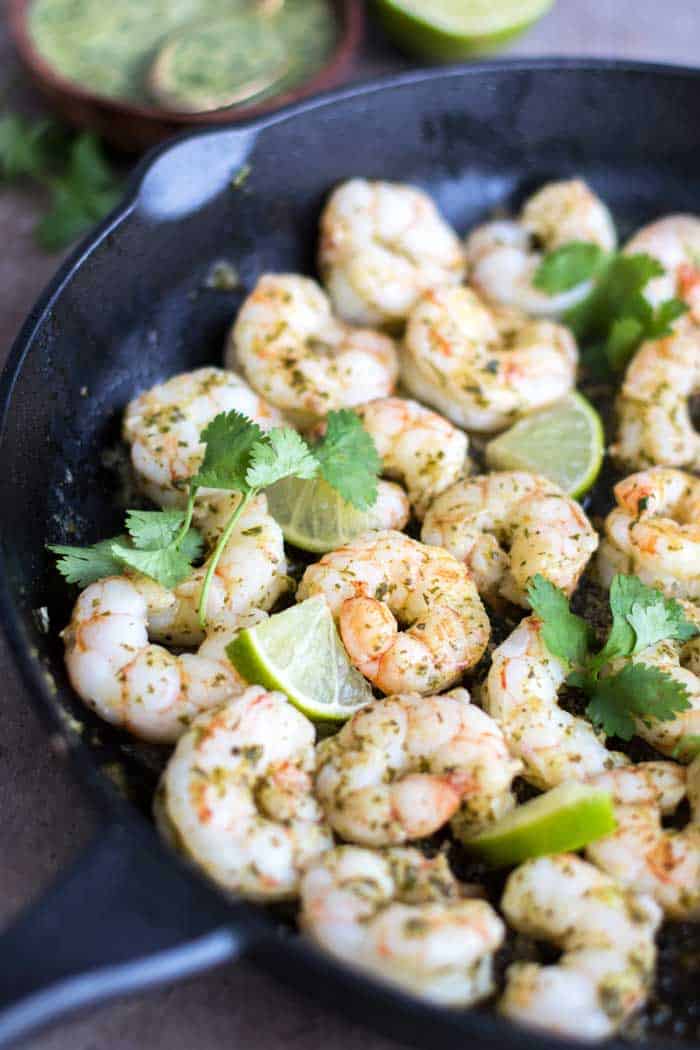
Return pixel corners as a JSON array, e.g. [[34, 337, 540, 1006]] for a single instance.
[[461, 782, 616, 867], [485, 392, 604, 498], [227, 596, 373, 722], [375, 0, 554, 61]]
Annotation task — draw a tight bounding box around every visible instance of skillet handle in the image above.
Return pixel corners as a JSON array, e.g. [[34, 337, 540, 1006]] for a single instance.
[[0, 821, 244, 1047]]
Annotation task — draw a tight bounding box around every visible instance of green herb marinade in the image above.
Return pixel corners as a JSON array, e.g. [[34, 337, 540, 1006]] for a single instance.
[[28, 0, 338, 108]]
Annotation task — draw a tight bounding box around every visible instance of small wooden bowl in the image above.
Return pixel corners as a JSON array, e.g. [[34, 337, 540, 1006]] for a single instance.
[[8, 0, 363, 152]]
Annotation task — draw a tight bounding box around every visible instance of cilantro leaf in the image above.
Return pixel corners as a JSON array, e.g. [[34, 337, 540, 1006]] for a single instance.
[[627, 594, 699, 652], [36, 134, 122, 252], [48, 537, 125, 588], [110, 542, 194, 591], [533, 241, 608, 294], [49, 509, 204, 591], [192, 411, 264, 492], [0, 115, 122, 253], [595, 574, 699, 665], [672, 735, 700, 760], [565, 252, 687, 372], [245, 427, 317, 490], [526, 574, 590, 667], [125, 509, 186, 550], [585, 663, 691, 740], [647, 297, 688, 339], [605, 316, 645, 371], [315, 410, 381, 510], [0, 115, 66, 180]]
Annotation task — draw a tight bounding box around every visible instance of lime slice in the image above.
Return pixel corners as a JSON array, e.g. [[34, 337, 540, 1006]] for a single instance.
[[227, 596, 373, 722], [462, 782, 616, 867], [266, 476, 387, 554], [375, 0, 554, 61], [485, 392, 604, 497]]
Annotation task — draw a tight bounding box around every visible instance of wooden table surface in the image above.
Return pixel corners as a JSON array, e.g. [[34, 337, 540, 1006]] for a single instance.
[[1, 2, 698, 1047]]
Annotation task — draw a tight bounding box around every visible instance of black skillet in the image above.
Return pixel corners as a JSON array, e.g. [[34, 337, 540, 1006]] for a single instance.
[[0, 60, 698, 1050]]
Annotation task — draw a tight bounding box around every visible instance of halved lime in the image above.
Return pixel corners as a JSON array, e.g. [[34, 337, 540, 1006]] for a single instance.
[[375, 0, 554, 62], [266, 476, 387, 554], [485, 392, 604, 497], [461, 782, 616, 867], [227, 596, 373, 722]]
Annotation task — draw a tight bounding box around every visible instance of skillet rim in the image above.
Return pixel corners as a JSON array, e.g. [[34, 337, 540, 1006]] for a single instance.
[[1, 57, 699, 1050]]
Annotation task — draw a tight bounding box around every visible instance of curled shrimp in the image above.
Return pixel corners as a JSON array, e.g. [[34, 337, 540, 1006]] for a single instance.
[[123, 366, 283, 508], [226, 274, 398, 426], [500, 854, 661, 1040], [624, 214, 700, 324], [483, 615, 627, 789], [62, 576, 260, 742], [421, 471, 598, 606], [612, 327, 700, 472], [300, 845, 504, 1006], [315, 689, 521, 847], [354, 397, 468, 518], [598, 468, 700, 602], [465, 179, 616, 317], [402, 286, 578, 432], [586, 761, 700, 920], [297, 530, 490, 695], [156, 686, 332, 900], [318, 178, 465, 327]]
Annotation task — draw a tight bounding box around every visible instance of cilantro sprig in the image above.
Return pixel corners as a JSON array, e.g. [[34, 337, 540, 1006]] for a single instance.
[[533, 243, 687, 373], [50, 409, 381, 629], [48, 509, 203, 591], [527, 573, 698, 740], [0, 114, 122, 252]]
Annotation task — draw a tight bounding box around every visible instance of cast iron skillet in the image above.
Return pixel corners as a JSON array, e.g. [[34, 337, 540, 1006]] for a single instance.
[[0, 60, 699, 1050]]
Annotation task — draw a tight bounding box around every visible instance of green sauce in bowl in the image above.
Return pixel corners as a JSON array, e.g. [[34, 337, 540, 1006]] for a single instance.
[[28, 0, 339, 111]]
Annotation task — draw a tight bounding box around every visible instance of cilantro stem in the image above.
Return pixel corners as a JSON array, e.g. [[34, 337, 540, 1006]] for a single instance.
[[197, 491, 253, 630], [174, 487, 198, 549]]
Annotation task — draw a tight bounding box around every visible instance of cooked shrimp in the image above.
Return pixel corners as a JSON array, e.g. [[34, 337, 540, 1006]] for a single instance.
[[318, 178, 465, 327], [297, 530, 490, 695], [402, 286, 578, 431], [612, 327, 700, 471], [624, 215, 700, 324], [135, 492, 290, 648], [586, 761, 700, 920], [62, 576, 261, 742], [226, 274, 398, 426], [500, 854, 661, 1040], [354, 397, 468, 518], [123, 366, 283, 508], [598, 468, 700, 602], [421, 472, 598, 606], [156, 686, 332, 900], [315, 689, 521, 847], [300, 846, 504, 1005], [465, 180, 616, 317], [483, 616, 627, 789]]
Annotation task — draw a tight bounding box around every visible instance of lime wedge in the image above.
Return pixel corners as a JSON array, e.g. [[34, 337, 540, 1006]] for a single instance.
[[227, 596, 373, 722], [462, 782, 616, 867], [266, 476, 388, 554], [485, 392, 604, 498], [375, 0, 554, 61]]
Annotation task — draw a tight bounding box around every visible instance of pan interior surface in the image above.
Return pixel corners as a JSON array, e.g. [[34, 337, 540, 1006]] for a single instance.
[[1, 63, 699, 1050]]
